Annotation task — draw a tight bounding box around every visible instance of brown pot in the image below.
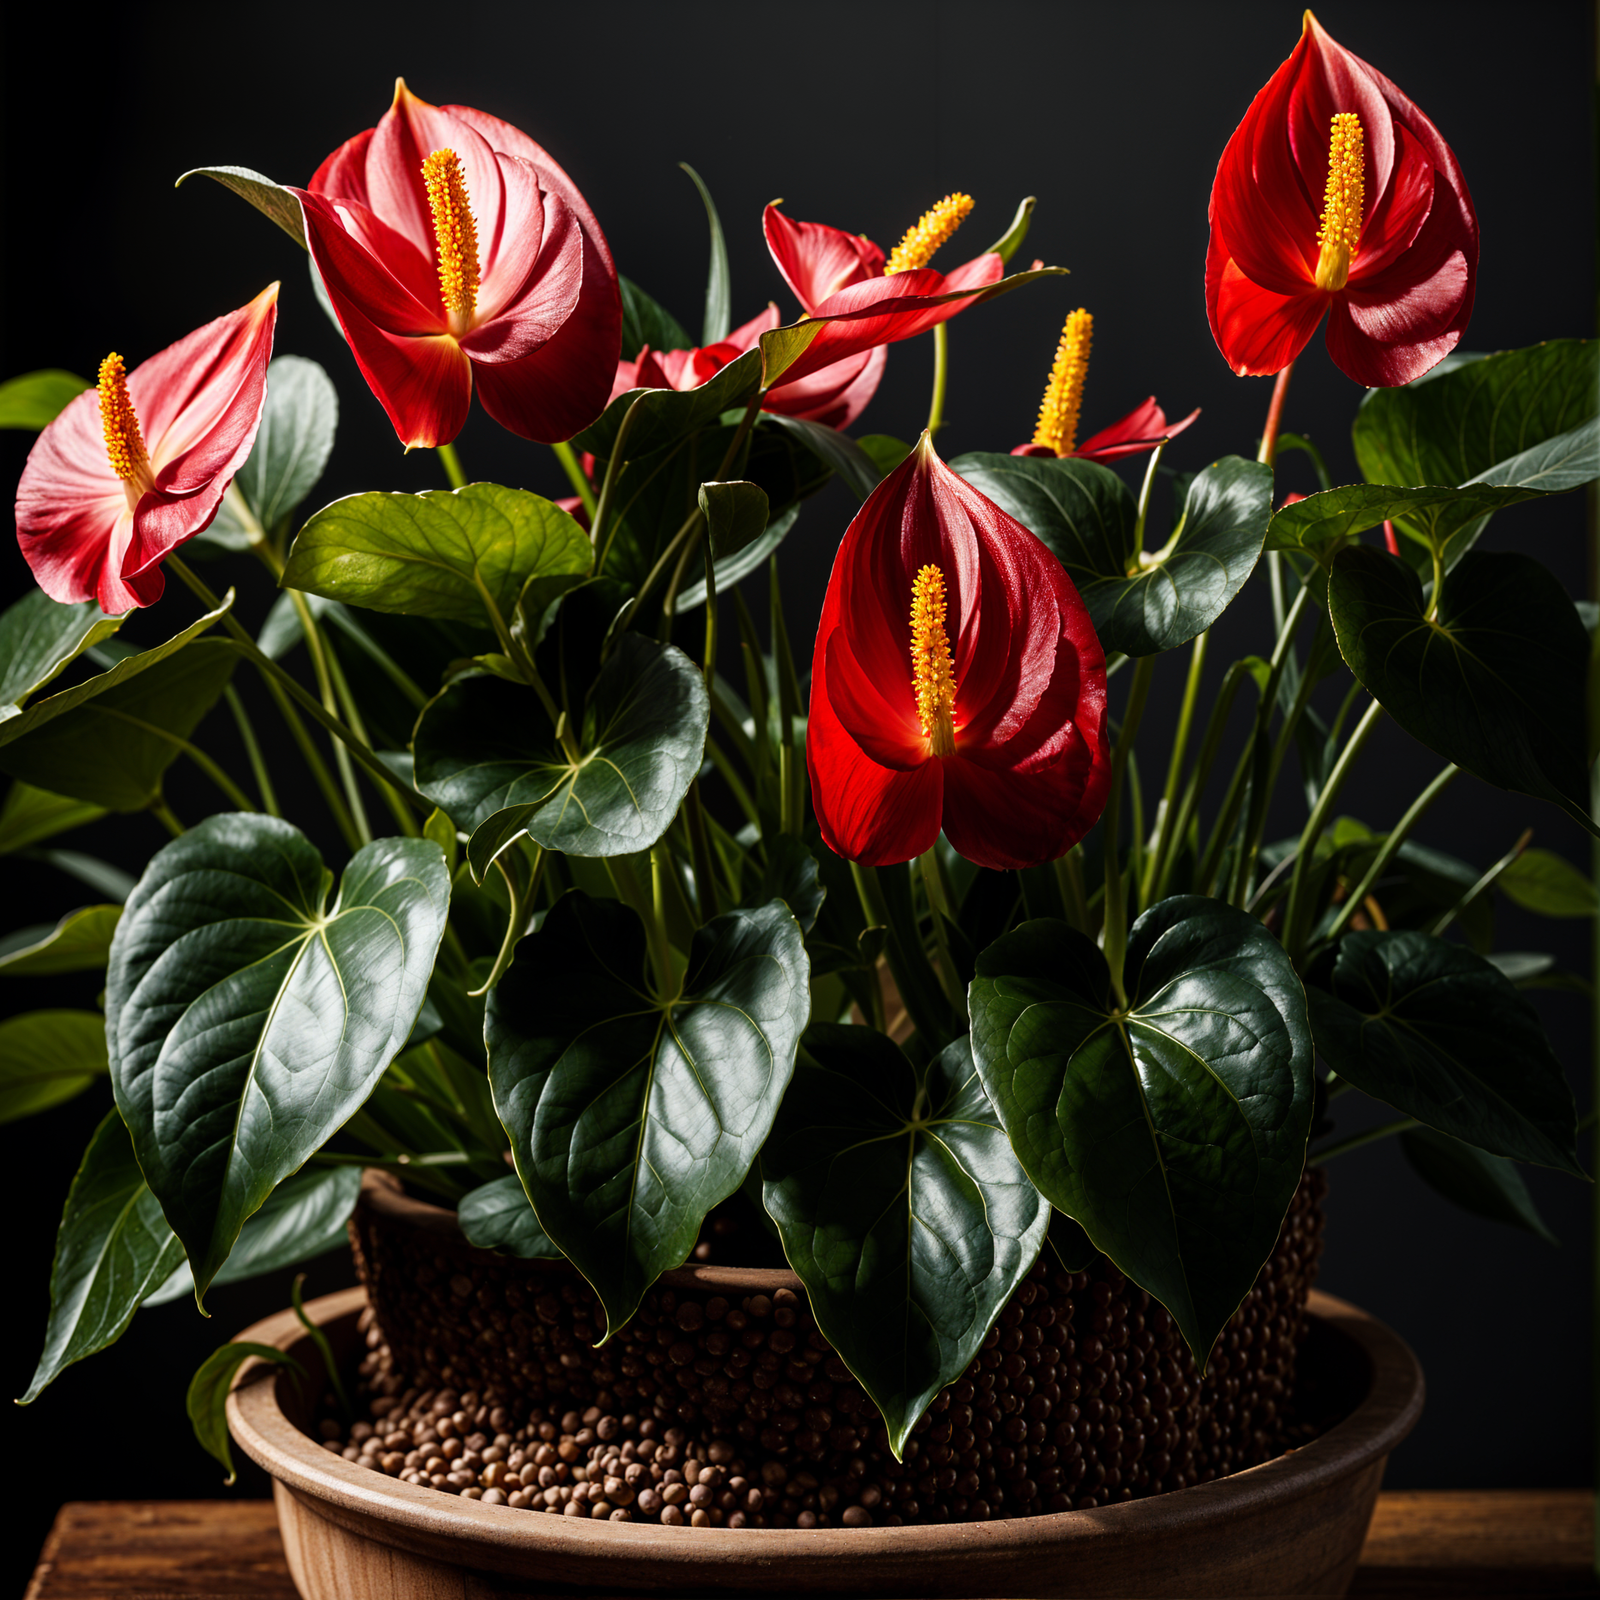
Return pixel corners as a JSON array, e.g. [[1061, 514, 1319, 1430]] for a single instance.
[[225, 1216, 1423, 1597]]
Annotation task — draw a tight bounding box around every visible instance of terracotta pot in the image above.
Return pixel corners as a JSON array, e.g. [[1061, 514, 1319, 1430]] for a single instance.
[[227, 1289, 1422, 1597]]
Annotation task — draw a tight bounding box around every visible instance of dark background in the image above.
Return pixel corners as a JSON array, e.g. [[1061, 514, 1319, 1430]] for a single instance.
[[1, 0, 1594, 1588]]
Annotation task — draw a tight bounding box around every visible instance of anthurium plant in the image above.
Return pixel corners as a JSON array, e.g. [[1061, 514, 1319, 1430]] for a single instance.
[[4, 13, 1592, 1473]]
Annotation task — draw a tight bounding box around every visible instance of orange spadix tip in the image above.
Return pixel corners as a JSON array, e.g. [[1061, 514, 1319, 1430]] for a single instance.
[[910, 564, 959, 756], [1032, 309, 1093, 456], [885, 193, 975, 276], [423, 147, 481, 323], [97, 354, 150, 485], [1314, 113, 1364, 292]]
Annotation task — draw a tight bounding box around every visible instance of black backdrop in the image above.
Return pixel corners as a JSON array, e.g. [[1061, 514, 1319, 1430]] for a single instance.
[[1, 1, 1594, 1586]]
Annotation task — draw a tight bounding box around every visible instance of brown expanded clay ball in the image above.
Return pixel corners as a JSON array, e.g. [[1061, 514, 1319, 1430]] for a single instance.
[[338, 1166, 1326, 1527]]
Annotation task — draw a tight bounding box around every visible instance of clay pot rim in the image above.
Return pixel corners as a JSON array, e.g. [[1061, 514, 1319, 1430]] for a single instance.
[[226, 1191, 1423, 1570]]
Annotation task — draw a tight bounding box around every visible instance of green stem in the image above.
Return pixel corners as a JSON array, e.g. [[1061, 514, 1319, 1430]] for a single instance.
[[1103, 655, 1155, 1006], [1312, 1115, 1419, 1163], [927, 324, 950, 436], [1318, 768, 1459, 940], [1282, 698, 1385, 960], [151, 798, 185, 836], [289, 588, 371, 846], [649, 841, 677, 998], [1054, 849, 1090, 935], [168, 557, 423, 818], [588, 393, 649, 564], [703, 736, 760, 829], [851, 860, 948, 1047], [685, 782, 720, 922], [1131, 440, 1167, 555], [292, 1273, 351, 1415], [323, 637, 418, 838], [918, 846, 968, 1023], [551, 440, 597, 518], [224, 684, 279, 816], [471, 845, 542, 998], [1429, 828, 1531, 939], [1142, 631, 1207, 907], [1157, 659, 1251, 903], [436, 442, 467, 490], [257, 661, 361, 850]]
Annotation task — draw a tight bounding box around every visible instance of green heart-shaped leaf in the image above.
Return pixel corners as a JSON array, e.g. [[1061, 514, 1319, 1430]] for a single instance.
[[1328, 546, 1594, 835], [573, 348, 763, 459], [0, 781, 106, 853], [740, 833, 825, 934], [0, 368, 91, 430], [0, 589, 127, 718], [619, 276, 692, 361], [202, 356, 338, 550], [1308, 929, 1583, 1175], [698, 479, 769, 558], [949, 453, 1271, 655], [1400, 1125, 1556, 1243], [487, 891, 809, 1335], [0, 904, 120, 975], [144, 1166, 364, 1307], [1497, 848, 1596, 919], [1266, 480, 1551, 557], [457, 1173, 562, 1260], [0, 633, 238, 811], [969, 897, 1314, 1360], [762, 1027, 1047, 1457], [107, 816, 450, 1301], [413, 632, 710, 871], [283, 484, 593, 626], [177, 165, 307, 248], [20, 1109, 185, 1402], [0, 1009, 108, 1123], [1352, 338, 1598, 560]]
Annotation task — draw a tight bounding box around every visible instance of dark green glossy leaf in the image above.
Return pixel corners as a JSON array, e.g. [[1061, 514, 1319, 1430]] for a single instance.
[[0, 904, 120, 975], [20, 1109, 184, 1402], [983, 196, 1035, 264], [698, 480, 770, 559], [1352, 338, 1599, 560], [457, 1174, 562, 1260], [202, 356, 338, 549], [0, 782, 106, 852], [858, 435, 914, 477], [619, 275, 692, 362], [673, 506, 801, 613], [284, 484, 592, 626], [414, 633, 709, 872], [0, 1009, 107, 1123], [1400, 1125, 1556, 1244], [0, 368, 91, 430], [0, 636, 238, 810], [969, 897, 1314, 1361], [146, 1166, 364, 1306], [1328, 547, 1594, 835], [573, 349, 762, 460], [1497, 848, 1596, 918], [1266, 480, 1554, 558], [487, 891, 809, 1335], [762, 1028, 1046, 1456], [950, 453, 1271, 655], [107, 816, 450, 1302], [741, 833, 825, 934], [0, 589, 126, 718], [1307, 929, 1583, 1176], [763, 414, 883, 500], [679, 163, 731, 347], [177, 165, 307, 247], [187, 1340, 304, 1483]]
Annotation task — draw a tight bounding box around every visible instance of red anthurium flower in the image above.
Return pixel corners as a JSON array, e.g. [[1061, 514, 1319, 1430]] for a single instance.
[[1206, 10, 1477, 386], [761, 197, 1010, 389], [609, 306, 886, 431], [808, 435, 1110, 871], [1010, 309, 1199, 464], [296, 79, 621, 448], [16, 286, 279, 614]]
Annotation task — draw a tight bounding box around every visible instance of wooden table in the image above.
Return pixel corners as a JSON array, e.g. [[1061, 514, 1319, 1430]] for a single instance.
[[24, 1491, 1597, 1598]]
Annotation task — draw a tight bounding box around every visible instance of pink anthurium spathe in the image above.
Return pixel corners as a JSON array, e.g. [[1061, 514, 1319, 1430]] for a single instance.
[[296, 80, 622, 449], [610, 306, 886, 431], [15, 286, 279, 614]]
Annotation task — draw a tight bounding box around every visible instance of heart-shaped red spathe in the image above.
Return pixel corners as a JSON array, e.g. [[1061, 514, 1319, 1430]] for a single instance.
[[808, 435, 1110, 871]]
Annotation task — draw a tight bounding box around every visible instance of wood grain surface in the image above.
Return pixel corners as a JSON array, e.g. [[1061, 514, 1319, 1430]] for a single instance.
[[24, 1492, 1598, 1599]]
